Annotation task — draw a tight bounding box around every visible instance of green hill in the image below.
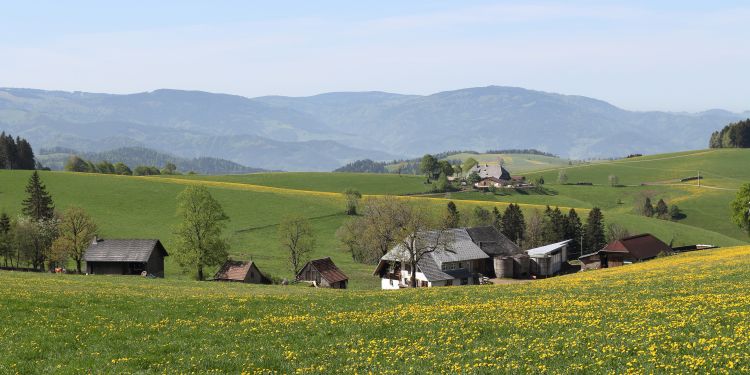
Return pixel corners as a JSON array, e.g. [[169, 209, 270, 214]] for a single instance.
[[1, 245, 749, 372]]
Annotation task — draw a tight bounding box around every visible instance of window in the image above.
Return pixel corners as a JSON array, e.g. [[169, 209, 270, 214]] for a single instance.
[[441, 262, 458, 271]]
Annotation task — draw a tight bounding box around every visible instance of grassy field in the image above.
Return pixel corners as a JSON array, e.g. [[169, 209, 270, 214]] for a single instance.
[[1, 246, 749, 373], [1, 157, 747, 289], [443, 152, 573, 172]]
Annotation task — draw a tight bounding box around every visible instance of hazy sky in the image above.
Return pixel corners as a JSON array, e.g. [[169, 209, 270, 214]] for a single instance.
[[1, 1, 748, 112]]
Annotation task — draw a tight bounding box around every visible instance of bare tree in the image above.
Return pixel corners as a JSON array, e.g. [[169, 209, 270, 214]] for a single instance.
[[392, 206, 453, 288], [337, 196, 410, 264], [279, 215, 315, 275]]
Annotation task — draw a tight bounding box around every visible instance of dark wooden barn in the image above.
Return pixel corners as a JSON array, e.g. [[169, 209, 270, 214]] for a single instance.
[[296, 257, 348, 289], [579, 233, 671, 270], [83, 239, 168, 277], [213, 260, 271, 284]]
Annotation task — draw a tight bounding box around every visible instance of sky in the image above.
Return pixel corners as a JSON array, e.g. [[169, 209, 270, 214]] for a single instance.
[[1, 1, 748, 112]]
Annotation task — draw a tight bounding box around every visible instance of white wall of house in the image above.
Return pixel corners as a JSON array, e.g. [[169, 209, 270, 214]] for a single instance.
[[381, 278, 400, 290]]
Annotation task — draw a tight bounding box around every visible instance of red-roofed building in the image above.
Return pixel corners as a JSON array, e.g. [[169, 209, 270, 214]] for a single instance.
[[213, 260, 271, 284], [296, 257, 348, 289], [579, 234, 672, 270]]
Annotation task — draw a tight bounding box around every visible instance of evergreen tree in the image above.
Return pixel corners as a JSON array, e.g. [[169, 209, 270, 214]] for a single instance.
[[15, 137, 35, 170], [583, 207, 606, 254], [564, 209, 583, 259], [443, 201, 460, 228], [544, 206, 566, 242], [501, 203, 526, 244], [472, 206, 492, 227], [642, 197, 654, 217], [491, 206, 502, 232], [655, 199, 669, 219], [22, 171, 55, 221]]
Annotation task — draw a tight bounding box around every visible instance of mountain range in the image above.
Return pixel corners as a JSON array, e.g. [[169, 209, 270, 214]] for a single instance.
[[1, 86, 746, 171]]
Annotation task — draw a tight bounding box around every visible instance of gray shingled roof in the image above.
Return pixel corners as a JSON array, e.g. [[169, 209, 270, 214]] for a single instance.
[[83, 239, 167, 263], [468, 164, 511, 180], [465, 226, 521, 256], [381, 228, 488, 282]]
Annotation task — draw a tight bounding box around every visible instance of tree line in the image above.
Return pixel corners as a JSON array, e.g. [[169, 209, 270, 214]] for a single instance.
[[337, 194, 615, 266], [65, 155, 182, 176], [0, 172, 98, 273], [710, 119, 750, 148], [0, 132, 36, 170]]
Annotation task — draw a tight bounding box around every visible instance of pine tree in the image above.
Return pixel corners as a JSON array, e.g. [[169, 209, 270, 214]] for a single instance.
[[501, 204, 526, 244], [655, 199, 669, 219], [22, 171, 55, 221], [443, 201, 460, 228], [643, 197, 654, 217], [583, 207, 606, 254], [491, 207, 502, 232], [564, 209, 583, 259], [544, 206, 566, 242]]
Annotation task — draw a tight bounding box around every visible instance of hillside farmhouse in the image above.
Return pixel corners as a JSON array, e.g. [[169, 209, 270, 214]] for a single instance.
[[579, 234, 671, 270], [464, 226, 524, 277], [526, 239, 572, 277], [296, 257, 348, 288], [83, 239, 168, 277], [374, 228, 491, 289], [213, 260, 271, 284], [468, 164, 511, 180]]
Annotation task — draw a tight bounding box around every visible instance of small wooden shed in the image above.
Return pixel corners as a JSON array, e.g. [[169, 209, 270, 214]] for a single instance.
[[83, 239, 168, 277], [213, 260, 271, 284], [296, 257, 348, 289]]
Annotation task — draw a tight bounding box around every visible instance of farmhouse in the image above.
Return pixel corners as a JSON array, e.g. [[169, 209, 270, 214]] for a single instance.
[[468, 164, 511, 180], [296, 257, 348, 289], [579, 233, 671, 270], [84, 239, 168, 277], [464, 226, 524, 278], [526, 239, 572, 277], [374, 228, 490, 289], [475, 177, 506, 189], [213, 259, 271, 284]]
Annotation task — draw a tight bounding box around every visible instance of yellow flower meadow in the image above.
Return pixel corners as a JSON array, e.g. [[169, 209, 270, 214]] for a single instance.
[[1, 246, 749, 373]]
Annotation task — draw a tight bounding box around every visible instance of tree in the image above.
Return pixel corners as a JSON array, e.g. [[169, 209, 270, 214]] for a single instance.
[[435, 172, 451, 193], [557, 169, 569, 184], [64, 155, 91, 172], [392, 206, 452, 287], [279, 215, 315, 275], [0, 212, 11, 267], [453, 164, 463, 178], [443, 201, 460, 228], [467, 171, 481, 185], [491, 207, 502, 232], [437, 160, 454, 178], [336, 196, 410, 264], [420, 154, 438, 181], [523, 210, 547, 249], [13, 216, 58, 271], [731, 183, 750, 236], [113, 162, 132, 175], [501, 204, 525, 244], [52, 206, 98, 273], [642, 197, 654, 217], [564, 209, 583, 259], [710, 119, 750, 148], [96, 161, 115, 174], [543, 206, 565, 243], [608, 174, 619, 187], [669, 205, 684, 220], [536, 177, 545, 186], [22, 171, 55, 221], [605, 222, 631, 243], [655, 199, 669, 219], [162, 162, 177, 175], [343, 188, 362, 215], [173, 186, 230, 280], [583, 207, 606, 255], [472, 206, 492, 227]]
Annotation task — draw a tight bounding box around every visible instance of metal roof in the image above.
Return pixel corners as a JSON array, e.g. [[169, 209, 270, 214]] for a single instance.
[[526, 239, 572, 257], [83, 239, 167, 263]]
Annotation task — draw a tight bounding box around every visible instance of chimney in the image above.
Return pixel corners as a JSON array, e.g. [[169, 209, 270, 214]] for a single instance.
[[92, 235, 98, 245]]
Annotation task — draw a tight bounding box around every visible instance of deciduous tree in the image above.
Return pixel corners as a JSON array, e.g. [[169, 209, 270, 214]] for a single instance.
[[343, 188, 362, 215], [279, 215, 315, 275], [731, 183, 750, 236], [52, 206, 98, 273], [173, 186, 230, 280]]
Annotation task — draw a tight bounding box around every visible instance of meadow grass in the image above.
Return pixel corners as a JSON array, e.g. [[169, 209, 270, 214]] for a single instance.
[[1, 246, 749, 373]]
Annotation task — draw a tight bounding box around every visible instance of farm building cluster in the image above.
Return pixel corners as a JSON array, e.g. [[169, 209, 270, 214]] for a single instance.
[[77, 230, 707, 291], [467, 164, 532, 189]]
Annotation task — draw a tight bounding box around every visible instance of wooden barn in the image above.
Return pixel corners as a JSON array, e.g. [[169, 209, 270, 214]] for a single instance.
[[296, 257, 348, 289], [464, 226, 523, 278], [579, 233, 671, 270], [84, 239, 168, 277], [213, 259, 271, 284]]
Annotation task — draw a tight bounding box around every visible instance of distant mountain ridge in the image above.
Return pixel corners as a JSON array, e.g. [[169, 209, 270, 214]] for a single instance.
[[37, 146, 267, 175], [1, 86, 746, 171]]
